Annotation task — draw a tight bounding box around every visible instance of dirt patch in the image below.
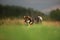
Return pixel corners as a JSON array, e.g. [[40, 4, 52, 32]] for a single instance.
[[42, 21, 60, 27]]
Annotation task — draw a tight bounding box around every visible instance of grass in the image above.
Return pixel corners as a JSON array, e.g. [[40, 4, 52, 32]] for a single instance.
[[0, 22, 60, 40]]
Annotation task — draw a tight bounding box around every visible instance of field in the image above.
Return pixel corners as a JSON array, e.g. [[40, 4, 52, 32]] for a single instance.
[[0, 20, 60, 40]]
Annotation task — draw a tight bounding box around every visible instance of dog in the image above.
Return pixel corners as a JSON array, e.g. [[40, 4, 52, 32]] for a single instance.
[[24, 16, 34, 26]]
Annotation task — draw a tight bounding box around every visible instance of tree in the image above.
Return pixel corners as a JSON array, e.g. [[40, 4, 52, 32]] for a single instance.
[[50, 8, 60, 21], [0, 4, 45, 19]]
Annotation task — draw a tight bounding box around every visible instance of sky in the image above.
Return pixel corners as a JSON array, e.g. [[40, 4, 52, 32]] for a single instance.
[[0, 0, 60, 12]]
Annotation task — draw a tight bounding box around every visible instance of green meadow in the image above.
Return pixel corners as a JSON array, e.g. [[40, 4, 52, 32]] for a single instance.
[[0, 23, 60, 40]]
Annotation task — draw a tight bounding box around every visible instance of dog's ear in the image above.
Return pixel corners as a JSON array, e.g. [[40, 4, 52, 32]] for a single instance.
[[28, 16, 31, 18]]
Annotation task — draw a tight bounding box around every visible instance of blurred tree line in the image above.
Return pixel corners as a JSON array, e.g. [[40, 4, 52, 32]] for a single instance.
[[0, 4, 45, 19], [49, 8, 60, 21], [0, 4, 60, 21]]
